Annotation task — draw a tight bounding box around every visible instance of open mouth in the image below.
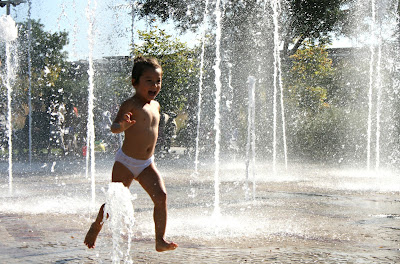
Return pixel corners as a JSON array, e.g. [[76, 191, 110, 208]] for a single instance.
[[148, 91, 157, 96]]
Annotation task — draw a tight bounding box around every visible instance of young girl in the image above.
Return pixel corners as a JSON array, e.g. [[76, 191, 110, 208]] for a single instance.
[[84, 56, 178, 252]]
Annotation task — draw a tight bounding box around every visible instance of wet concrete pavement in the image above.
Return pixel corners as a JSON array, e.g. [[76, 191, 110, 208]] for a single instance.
[[0, 155, 399, 263]]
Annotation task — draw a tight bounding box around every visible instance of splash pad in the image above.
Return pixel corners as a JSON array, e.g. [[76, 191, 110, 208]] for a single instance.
[[0, 154, 399, 263], [1, 0, 400, 263]]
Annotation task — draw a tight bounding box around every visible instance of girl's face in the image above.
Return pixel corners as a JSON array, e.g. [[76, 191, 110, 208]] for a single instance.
[[132, 67, 162, 102]]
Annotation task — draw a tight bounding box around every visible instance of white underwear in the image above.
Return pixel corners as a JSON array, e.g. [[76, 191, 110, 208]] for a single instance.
[[115, 148, 154, 178]]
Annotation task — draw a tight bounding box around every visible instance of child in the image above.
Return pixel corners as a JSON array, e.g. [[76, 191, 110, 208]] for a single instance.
[[84, 56, 178, 252]]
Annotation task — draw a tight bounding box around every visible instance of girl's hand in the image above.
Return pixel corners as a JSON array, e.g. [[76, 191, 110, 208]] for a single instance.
[[111, 112, 136, 133], [121, 112, 136, 130], [123, 112, 136, 124]]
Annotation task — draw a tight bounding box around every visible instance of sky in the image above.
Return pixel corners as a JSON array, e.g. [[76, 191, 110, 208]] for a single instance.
[[0, 0, 198, 61], [0, 0, 352, 61]]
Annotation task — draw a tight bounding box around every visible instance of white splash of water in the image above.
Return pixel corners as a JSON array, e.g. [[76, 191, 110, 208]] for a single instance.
[[245, 76, 256, 200], [104, 183, 136, 264], [367, 0, 376, 170], [0, 15, 18, 42], [86, 0, 97, 204], [51, 161, 57, 172], [194, 0, 210, 174], [274, 0, 288, 171], [71, 0, 79, 59], [57, 0, 68, 32], [130, 0, 137, 57], [375, 31, 382, 170], [213, 0, 222, 217], [27, 0, 33, 165], [0, 15, 19, 195], [270, 0, 287, 172]]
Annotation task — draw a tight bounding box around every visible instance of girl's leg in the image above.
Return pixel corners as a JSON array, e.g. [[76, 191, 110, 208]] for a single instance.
[[136, 163, 178, 252], [84, 161, 133, 248]]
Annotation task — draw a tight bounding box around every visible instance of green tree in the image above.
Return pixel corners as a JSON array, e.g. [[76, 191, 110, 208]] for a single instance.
[[133, 27, 199, 115], [136, 0, 352, 57], [15, 19, 70, 113], [281, 0, 351, 57], [8, 19, 72, 155], [284, 43, 356, 162], [285, 42, 334, 113]]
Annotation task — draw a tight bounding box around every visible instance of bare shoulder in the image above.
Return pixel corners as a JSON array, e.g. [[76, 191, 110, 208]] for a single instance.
[[121, 96, 136, 107], [150, 100, 160, 110], [120, 97, 141, 112]]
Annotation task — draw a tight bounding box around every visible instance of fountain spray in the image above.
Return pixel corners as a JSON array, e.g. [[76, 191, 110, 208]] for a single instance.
[[130, 0, 136, 59], [27, 0, 32, 165], [194, 0, 210, 174], [245, 76, 256, 200], [104, 183, 135, 264], [0, 15, 18, 195], [86, 0, 97, 204], [367, 0, 376, 170], [213, 0, 222, 217], [375, 28, 382, 170], [271, 0, 288, 172]]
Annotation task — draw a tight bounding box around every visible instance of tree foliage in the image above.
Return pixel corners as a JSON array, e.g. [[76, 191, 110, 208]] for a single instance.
[[133, 27, 199, 114], [284, 43, 344, 161], [285, 42, 334, 112], [136, 0, 352, 57], [4, 19, 76, 154], [281, 0, 351, 56], [15, 19, 70, 111]]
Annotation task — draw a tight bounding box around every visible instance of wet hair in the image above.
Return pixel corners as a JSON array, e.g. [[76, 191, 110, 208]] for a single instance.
[[131, 56, 162, 85]]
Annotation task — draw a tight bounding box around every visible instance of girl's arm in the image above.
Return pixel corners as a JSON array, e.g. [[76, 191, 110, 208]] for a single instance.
[[111, 101, 136, 133]]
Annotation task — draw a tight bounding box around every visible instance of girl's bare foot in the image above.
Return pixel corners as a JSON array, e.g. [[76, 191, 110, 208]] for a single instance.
[[84, 222, 102, 249], [156, 239, 178, 252]]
